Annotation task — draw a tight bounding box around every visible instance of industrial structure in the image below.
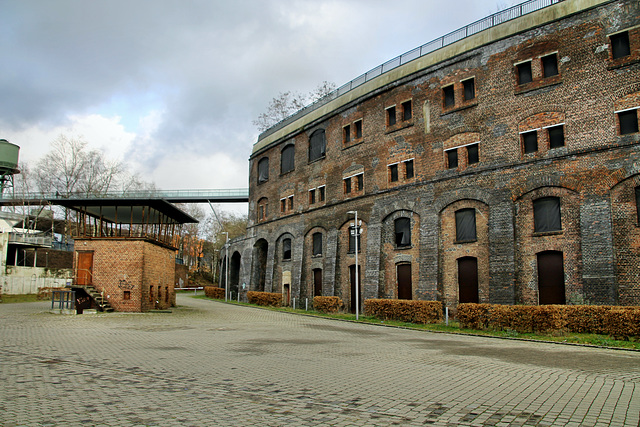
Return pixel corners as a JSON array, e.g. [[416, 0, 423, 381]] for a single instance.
[[224, 0, 640, 311]]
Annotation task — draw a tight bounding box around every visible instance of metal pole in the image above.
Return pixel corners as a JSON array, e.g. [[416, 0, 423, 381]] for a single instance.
[[223, 232, 229, 302], [348, 210, 360, 321]]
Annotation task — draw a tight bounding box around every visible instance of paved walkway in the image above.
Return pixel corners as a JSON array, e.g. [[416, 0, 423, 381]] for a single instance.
[[1, 295, 639, 426]]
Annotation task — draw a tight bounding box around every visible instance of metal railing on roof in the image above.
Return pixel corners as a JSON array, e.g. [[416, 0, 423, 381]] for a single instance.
[[257, 0, 563, 142]]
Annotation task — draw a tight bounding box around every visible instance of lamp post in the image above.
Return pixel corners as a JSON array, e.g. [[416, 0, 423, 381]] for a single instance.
[[222, 231, 229, 302], [347, 210, 360, 320]]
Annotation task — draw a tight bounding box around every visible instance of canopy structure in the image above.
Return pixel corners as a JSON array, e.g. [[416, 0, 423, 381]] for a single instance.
[[56, 198, 198, 248]]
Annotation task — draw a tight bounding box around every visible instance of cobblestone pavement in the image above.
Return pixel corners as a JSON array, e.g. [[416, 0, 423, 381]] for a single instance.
[[1, 295, 639, 426]]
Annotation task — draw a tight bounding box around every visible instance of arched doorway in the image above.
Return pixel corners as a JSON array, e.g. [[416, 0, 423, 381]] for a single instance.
[[537, 251, 565, 304], [230, 251, 241, 299], [252, 239, 268, 292], [458, 257, 479, 303], [397, 263, 412, 300]]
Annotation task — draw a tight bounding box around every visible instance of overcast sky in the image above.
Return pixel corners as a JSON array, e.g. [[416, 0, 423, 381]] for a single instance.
[[1, 0, 511, 214]]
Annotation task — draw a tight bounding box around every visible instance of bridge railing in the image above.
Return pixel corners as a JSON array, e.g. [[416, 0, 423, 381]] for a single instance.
[[257, 0, 563, 142], [0, 188, 249, 201]]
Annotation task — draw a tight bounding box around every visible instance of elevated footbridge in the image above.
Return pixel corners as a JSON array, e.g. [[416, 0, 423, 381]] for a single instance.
[[0, 188, 249, 206]]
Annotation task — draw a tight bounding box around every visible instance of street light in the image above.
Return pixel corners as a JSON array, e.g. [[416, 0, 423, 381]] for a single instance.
[[347, 211, 360, 320], [222, 231, 229, 302]]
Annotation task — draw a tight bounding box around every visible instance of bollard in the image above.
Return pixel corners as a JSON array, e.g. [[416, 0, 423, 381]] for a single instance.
[[305, 298, 308, 311], [445, 307, 449, 326], [293, 297, 296, 310]]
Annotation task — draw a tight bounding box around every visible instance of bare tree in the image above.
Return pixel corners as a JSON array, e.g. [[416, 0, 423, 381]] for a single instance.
[[253, 81, 336, 132]]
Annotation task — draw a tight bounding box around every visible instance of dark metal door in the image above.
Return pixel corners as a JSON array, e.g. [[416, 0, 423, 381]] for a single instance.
[[397, 263, 412, 300], [458, 257, 479, 303], [313, 269, 322, 297], [537, 251, 565, 304]]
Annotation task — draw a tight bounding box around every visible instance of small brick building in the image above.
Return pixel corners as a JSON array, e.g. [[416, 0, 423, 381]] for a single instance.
[[225, 0, 640, 311], [59, 198, 197, 312]]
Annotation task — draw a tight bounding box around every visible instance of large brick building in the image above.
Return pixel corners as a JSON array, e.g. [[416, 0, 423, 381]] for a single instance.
[[226, 0, 640, 311]]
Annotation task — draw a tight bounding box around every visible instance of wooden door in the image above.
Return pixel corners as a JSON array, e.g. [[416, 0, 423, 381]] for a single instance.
[[537, 251, 565, 304], [76, 251, 93, 286], [458, 257, 479, 303], [397, 263, 412, 300]]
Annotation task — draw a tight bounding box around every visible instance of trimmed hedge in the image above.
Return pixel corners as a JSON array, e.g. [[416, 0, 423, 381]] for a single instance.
[[313, 296, 343, 313], [204, 286, 225, 299], [247, 291, 282, 307], [364, 299, 443, 324], [457, 303, 640, 339]]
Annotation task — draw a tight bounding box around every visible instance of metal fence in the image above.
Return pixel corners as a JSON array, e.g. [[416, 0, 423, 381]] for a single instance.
[[258, 0, 563, 142], [0, 188, 249, 201]]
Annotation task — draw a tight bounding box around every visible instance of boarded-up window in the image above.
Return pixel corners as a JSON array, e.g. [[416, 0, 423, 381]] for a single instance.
[[455, 208, 477, 242], [517, 61, 532, 84], [467, 144, 479, 164], [395, 217, 411, 247], [283, 238, 291, 260], [312, 232, 323, 256], [281, 145, 295, 174], [542, 53, 558, 77], [548, 125, 565, 148], [522, 131, 538, 153], [257, 157, 269, 184], [610, 31, 630, 59], [389, 164, 399, 182], [534, 197, 562, 233], [463, 78, 475, 100], [443, 85, 455, 107], [404, 159, 414, 179], [309, 129, 326, 162], [618, 110, 639, 135], [446, 149, 458, 169]]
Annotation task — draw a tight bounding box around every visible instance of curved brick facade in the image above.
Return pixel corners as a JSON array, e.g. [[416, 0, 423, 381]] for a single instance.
[[227, 0, 640, 309]]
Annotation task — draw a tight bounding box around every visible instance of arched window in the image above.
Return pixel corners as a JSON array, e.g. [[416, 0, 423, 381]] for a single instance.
[[281, 145, 295, 174], [282, 238, 291, 260], [257, 157, 269, 184], [309, 129, 326, 162], [533, 197, 561, 232], [394, 217, 411, 247]]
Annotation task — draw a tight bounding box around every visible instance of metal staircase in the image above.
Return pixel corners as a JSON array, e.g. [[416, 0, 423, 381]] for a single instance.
[[73, 285, 114, 312]]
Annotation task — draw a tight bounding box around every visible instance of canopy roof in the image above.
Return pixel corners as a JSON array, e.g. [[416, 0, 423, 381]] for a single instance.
[[55, 198, 198, 225]]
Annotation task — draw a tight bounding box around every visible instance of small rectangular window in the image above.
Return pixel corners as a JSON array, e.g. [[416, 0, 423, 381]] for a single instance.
[[389, 164, 399, 182], [355, 120, 363, 138], [319, 186, 326, 201], [283, 239, 292, 260], [309, 189, 316, 205], [402, 100, 412, 121], [280, 199, 286, 213], [522, 131, 538, 154], [443, 85, 455, 107], [356, 174, 364, 191], [404, 159, 414, 179], [463, 78, 475, 101], [611, 31, 631, 59], [619, 110, 639, 135], [446, 149, 458, 169], [387, 106, 396, 126], [344, 177, 352, 194], [343, 125, 351, 143], [548, 125, 565, 148], [542, 53, 558, 77], [467, 144, 479, 164], [123, 290, 131, 300], [395, 217, 411, 247], [517, 61, 533, 84], [288, 196, 294, 210]]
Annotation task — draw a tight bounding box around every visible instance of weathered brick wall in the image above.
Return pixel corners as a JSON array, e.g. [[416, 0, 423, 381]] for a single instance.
[[75, 239, 176, 312], [234, 0, 640, 308]]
